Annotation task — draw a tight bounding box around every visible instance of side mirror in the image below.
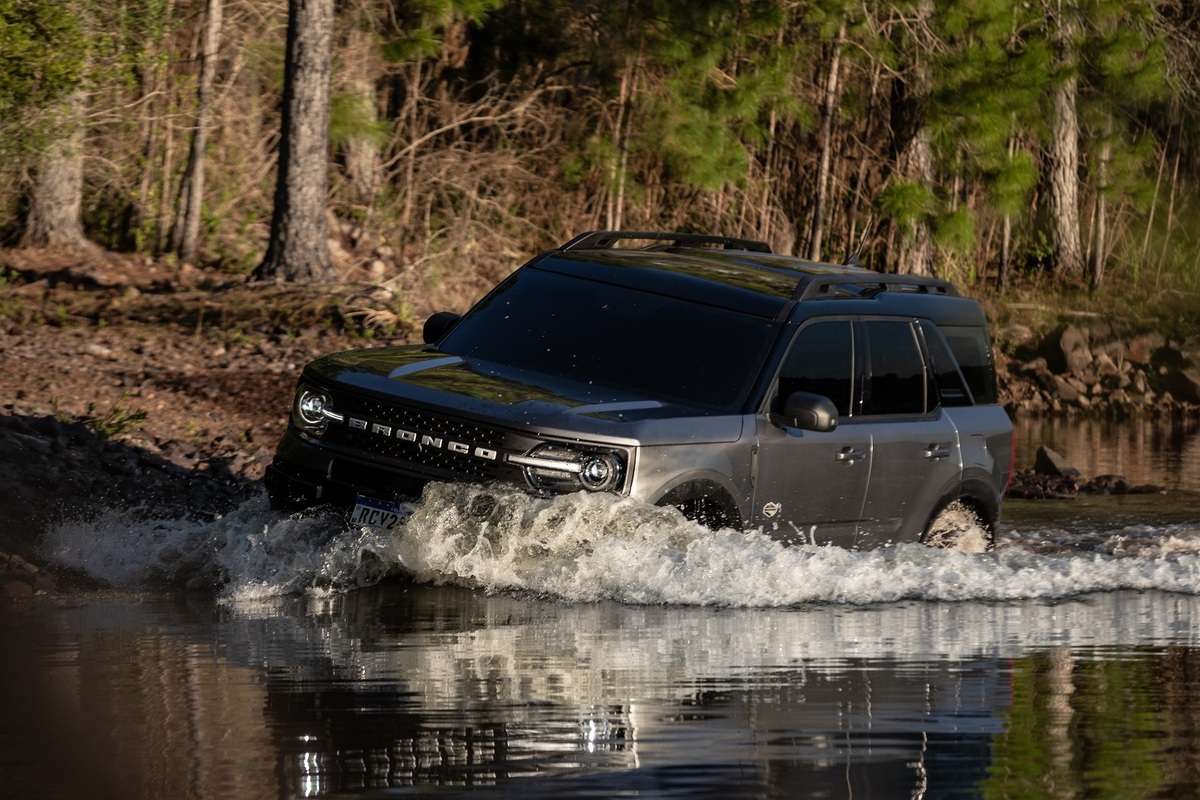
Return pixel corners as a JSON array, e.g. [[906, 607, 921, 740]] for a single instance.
[[778, 391, 839, 432], [423, 311, 461, 345]]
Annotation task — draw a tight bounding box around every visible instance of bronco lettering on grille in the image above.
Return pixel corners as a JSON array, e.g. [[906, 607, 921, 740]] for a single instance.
[[344, 416, 499, 461]]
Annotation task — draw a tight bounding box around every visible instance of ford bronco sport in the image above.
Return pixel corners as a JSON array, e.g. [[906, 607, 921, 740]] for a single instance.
[[265, 231, 1013, 549]]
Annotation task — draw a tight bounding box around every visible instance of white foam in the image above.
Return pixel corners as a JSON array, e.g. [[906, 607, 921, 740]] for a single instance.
[[41, 482, 1200, 605]]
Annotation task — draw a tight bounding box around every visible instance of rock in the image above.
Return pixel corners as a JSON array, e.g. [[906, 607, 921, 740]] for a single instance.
[[1, 576, 34, 599], [84, 343, 117, 360], [1126, 331, 1165, 365], [1085, 474, 1132, 495], [1167, 365, 1200, 404], [999, 323, 1034, 346], [1020, 356, 1049, 374], [1098, 339, 1126, 363], [1094, 351, 1120, 377], [1052, 375, 1080, 402], [1059, 325, 1093, 377], [1034, 446, 1080, 479]]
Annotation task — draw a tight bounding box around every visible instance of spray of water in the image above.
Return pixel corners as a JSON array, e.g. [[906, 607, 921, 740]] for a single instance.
[[40, 482, 1200, 605]]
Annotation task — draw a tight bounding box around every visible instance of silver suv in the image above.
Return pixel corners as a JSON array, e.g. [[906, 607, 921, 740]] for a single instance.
[[265, 231, 1013, 549]]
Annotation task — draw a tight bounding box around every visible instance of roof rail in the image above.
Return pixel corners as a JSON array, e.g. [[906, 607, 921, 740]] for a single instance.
[[560, 230, 772, 253], [792, 273, 958, 301]]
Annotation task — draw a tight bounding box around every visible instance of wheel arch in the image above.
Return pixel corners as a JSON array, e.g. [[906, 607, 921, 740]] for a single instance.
[[922, 476, 1001, 537], [653, 478, 744, 531]]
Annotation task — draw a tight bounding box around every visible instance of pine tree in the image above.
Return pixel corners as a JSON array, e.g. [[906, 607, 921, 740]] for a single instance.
[[1075, 0, 1171, 289]]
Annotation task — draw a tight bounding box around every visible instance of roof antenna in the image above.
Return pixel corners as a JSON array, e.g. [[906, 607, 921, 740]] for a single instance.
[[843, 218, 873, 268]]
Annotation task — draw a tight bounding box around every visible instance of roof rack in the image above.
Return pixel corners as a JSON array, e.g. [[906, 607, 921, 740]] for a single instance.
[[560, 230, 772, 253], [792, 273, 957, 301]]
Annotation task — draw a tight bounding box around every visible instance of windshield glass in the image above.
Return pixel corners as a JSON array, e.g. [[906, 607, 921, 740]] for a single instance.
[[439, 267, 780, 412]]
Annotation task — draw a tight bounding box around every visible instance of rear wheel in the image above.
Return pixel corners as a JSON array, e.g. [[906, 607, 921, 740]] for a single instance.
[[921, 500, 994, 552]]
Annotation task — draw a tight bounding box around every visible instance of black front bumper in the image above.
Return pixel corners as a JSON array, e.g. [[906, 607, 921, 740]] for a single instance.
[[263, 430, 434, 511]]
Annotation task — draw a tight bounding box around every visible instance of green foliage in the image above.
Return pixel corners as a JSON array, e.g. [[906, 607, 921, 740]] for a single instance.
[[381, 0, 504, 63], [0, 0, 1195, 300], [0, 0, 86, 112], [330, 91, 390, 149], [85, 394, 150, 440], [934, 206, 976, 254], [381, 29, 440, 62], [988, 151, 1039, 217], [879, 180, 936, 227], [0, 0, 86, 155]]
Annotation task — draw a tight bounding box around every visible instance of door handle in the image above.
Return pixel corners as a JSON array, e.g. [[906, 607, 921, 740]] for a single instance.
[[923, 444, 951, 461], [835, 447, 866, 463]]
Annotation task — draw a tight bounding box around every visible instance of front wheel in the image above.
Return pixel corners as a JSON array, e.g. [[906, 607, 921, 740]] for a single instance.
[[921, 500, 994, 553]]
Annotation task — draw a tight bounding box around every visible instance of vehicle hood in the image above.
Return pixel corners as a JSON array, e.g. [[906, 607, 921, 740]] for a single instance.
[[303, 345, 743, 444]]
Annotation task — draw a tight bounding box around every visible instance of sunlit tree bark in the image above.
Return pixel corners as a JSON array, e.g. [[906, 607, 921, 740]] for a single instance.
[[1048, 1, 1084, 278], [173, 0, 223, 265], [256, 0, 336, 283], [22, 89, 89, 249]]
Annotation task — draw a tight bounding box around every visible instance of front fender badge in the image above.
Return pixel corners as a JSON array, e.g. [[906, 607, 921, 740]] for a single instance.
[[762, 502, 781, 518]]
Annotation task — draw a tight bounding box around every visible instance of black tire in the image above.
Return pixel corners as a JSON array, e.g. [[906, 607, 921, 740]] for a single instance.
[[657, 482, 740, 531], [921, 500, 994, 552]]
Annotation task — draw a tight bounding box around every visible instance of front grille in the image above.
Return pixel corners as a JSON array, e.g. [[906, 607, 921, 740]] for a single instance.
[[322, 391, 509, 481]]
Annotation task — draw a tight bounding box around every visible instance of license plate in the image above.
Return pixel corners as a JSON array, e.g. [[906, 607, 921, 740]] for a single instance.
[[350, 495, 406, 531]]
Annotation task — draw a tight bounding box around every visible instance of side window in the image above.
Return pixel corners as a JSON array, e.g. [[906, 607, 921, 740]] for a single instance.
[[918, 319, 973, 406], [861, 320, 928, 416], [778, 320, 854, 417], [941, 325, 999, 406]]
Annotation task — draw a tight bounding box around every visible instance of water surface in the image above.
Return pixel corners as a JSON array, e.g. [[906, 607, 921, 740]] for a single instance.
[[2, 419, 1199, 799]]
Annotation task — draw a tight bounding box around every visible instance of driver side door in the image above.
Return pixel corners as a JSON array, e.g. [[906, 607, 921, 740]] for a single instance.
[[751, 320, 870, 546]]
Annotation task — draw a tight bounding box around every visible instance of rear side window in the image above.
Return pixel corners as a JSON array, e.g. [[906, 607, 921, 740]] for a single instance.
[[941, 325, 999, 405], [918, 320, 973, 406], [860, 320, 928, 416]]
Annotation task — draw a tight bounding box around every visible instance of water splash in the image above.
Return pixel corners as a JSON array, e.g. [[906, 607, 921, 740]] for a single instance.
[[41, 482, 1200, 605]]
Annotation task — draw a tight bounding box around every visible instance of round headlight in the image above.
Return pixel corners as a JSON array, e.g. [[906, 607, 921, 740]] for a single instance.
[[579, 452, 622, 492], [294, 387, 332, 434]]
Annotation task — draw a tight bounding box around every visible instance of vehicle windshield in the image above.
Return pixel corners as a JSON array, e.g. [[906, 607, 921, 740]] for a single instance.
[[438, 266, 780, 412]]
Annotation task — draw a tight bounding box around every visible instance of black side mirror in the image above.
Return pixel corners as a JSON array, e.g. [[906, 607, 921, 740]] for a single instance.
[[779, 391, 839, 432], [423, 311, 461, 345]]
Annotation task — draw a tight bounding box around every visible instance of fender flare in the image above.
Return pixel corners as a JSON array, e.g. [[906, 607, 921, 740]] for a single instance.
[[653, 478, 743, 531]]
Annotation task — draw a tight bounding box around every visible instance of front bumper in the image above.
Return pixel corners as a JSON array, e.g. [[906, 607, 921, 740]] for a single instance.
[[263, 430, 435, 511]]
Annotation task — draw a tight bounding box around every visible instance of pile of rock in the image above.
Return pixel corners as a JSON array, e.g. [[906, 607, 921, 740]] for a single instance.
[[1, 551, 56, 599], [1000, 322, 1200, 416], [1006, 445, 1164, 499]]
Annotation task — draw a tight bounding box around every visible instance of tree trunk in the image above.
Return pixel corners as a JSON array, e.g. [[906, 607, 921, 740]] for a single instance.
[[891, 0, 934, 276], [255, 0, 336, 284], [22, 89, 89, 249], [173, 0, 224, 265], [809, 22, 845, 262], [1090, 112, 1112, 290], [341, 15, 382, 211], [1048, 2, 1083, 278]]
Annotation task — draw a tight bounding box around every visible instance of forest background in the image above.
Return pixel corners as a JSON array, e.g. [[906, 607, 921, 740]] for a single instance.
[[2, 0, 1199, 333]]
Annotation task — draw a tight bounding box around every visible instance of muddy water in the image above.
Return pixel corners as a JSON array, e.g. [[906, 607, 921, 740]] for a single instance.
[[2, 420, 1199, 799]]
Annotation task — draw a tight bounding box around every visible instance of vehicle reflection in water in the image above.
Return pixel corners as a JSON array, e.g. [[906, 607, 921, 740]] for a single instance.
[[5, 585, 1200, 799]]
